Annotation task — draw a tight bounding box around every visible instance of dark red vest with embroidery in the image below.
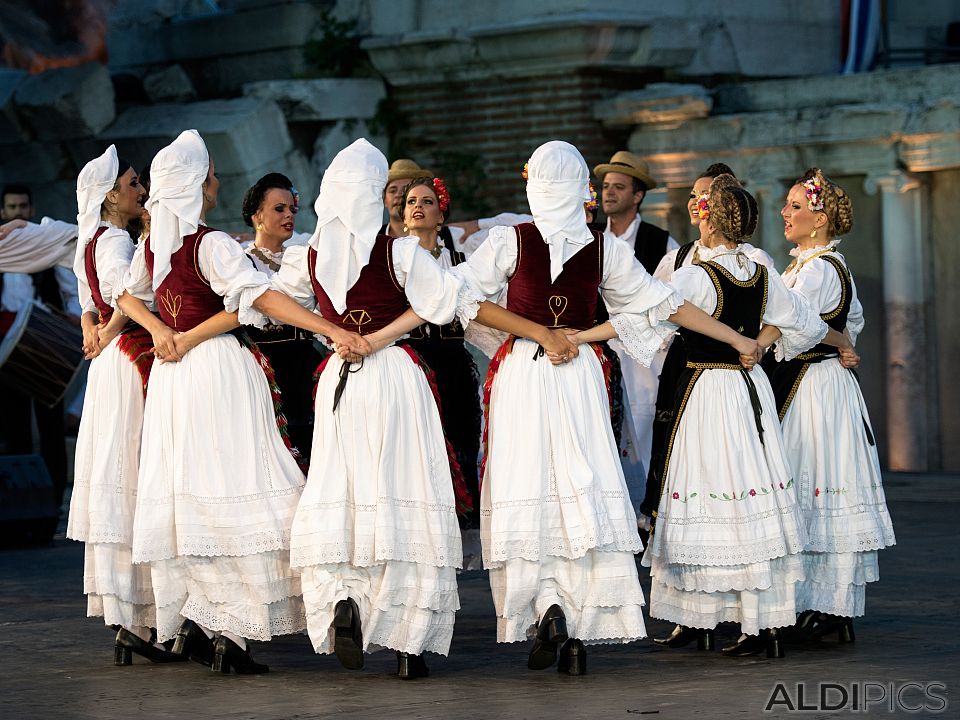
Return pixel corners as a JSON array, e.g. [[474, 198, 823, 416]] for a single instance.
[[144, 225, 222, 331], [506, 223, 602, 329], [83, 225, 114, 323], [308, 234, 409, 335]]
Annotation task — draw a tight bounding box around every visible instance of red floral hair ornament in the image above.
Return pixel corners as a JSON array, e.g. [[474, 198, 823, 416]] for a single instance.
[[432, 177, 451, 213], [696, 192, 710, 221]]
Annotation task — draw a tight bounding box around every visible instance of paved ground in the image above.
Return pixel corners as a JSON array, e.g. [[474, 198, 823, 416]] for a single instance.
[[1, 472, 957, 719]]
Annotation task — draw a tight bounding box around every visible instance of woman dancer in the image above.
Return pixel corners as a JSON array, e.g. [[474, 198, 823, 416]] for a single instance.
[[275, 139, 474, 680], [643, 168, 774, 528], [118, 130, 369, 675], [763, 169, 895, 642], [644, 177, 853, 658], [452, 142, 760, 675], [66, 146, 180, 664], [240, 173, 323, 459], [397, 176, 482, 528]]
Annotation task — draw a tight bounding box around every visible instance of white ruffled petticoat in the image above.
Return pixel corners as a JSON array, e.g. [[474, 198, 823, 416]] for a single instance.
[[131, 335, 306, 641], [482, 337, 648, 644], [290, 345, 462, 656], [67, 336, 155, 628], [783, 358, 896, 617], [644, 365, 809, 635]]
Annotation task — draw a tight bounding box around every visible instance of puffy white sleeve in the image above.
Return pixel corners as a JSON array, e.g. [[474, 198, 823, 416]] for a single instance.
[[745, 245, 777, 270], [95, 231, 136, 308], [121, 242, 154, 304], [666, 234, 680, 252], [270, 244, 317, 311], [602, 236, 683, 367], [766, 269, 828, 361], [197, 230, 272, 327], [392, 236, 477, 326], [0, 219, 77, 272], [450, 225, 518, 326]]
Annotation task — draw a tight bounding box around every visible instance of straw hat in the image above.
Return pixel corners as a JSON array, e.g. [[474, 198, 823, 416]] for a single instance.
[[387, 158, 433, 183], [593, 150, 657, 190]]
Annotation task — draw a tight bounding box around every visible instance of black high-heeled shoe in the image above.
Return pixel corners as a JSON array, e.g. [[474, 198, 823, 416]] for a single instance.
[[812, 614, 855, 643], [783, 609, 819, 642], [211, 636, 269, 674], [652, 625, 715, 650], [170, 619, 215, 667], [557, 638, 587, 675], [721, 628, 785, 658], [332, 598, 364, 670], [528, 604, 568, 670], [113, 628, 188, 666], [396, 652, 430, 680]]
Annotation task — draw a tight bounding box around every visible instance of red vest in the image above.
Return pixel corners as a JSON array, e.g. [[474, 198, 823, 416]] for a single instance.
[[83, 225, 114, 323], [308, 234, 409, 335], [506, 223, 602, 329], [144, 226, 223, 331]]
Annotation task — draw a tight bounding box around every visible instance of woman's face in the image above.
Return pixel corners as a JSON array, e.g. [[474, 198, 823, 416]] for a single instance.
[[203, 158, 220, 210], [781, 183, 825, 244], [110, 167, 145, 224], [253, 187, 296, 242], [402, 184, 442, 231], [687, 176, 712, 225]]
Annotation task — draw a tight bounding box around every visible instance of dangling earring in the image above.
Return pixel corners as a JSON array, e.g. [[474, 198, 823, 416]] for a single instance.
[[402, 225, 409, 233], [810, 229, 818, 238], [435, 223, 442, 232], [256, 223, 263, 231]]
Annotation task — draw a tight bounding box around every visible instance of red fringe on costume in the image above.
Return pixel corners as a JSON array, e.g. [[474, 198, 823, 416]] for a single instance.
[[235, 332, 307, 473], [115, 327, 155, 397], [479, 337, 613, 488]]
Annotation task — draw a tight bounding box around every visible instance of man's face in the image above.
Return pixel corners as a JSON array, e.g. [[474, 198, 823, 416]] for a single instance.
[[1, 193, 32, 221], [601, 172, 644, 217]]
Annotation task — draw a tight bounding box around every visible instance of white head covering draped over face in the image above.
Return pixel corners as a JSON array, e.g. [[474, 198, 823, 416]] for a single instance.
[[525, 141, 593, 282], [73, 144, 119, 279], [309, 138, 388, 314], [146, 129, 209, 290]]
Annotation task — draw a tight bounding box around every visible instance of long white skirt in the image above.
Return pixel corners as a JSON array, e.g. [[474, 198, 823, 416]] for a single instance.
[[644, 366, 807, 635], [67, 336, 155, 627], [782, 358, 896, 617], [483, 338, 646, 644], [290, 346, 462, 656], [132, 335, 306, 641]]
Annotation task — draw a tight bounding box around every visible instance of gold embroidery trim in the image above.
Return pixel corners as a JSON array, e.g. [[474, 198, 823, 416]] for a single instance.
[[818, 253, 850, 322], [779, 362, 811, 421], [685, 361, 742, 370], [160, 288, 182, 328], [344, 309, 372, 334], [657, 367, 704, 512]]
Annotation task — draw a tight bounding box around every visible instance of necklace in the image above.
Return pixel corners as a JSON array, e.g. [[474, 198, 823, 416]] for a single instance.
[[249, 245, 282, 273], [428, 244, 443, 259]]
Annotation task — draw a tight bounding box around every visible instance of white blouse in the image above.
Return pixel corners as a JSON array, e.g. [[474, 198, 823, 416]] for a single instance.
[[123, 230, 272, 327], [654, 240, 776, 283], [782, 241, 865, 345], [76, 222, 135, 313], [269, 236, 471, 329], [670, 245, 827, 361], [453, 224, 683, 367]]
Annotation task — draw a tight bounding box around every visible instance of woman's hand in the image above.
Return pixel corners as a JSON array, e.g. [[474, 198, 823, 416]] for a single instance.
[[81, 314, 102, 359], [96, 323, 121, 354], [151, 325, 181, 363], [733, 336, 761, 370], [328, 328, 372, 358], [540, 327, 579, 366]]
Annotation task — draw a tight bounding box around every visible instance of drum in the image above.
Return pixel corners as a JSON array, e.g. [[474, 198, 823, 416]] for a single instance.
[[0, 301, 84, 408]]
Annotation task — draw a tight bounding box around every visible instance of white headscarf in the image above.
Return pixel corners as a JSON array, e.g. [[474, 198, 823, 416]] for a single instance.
[[525, 141, 593, 282], [73, 144, 119, 279], [146, 129, 209, 290], [308, 138, 388, 314]]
